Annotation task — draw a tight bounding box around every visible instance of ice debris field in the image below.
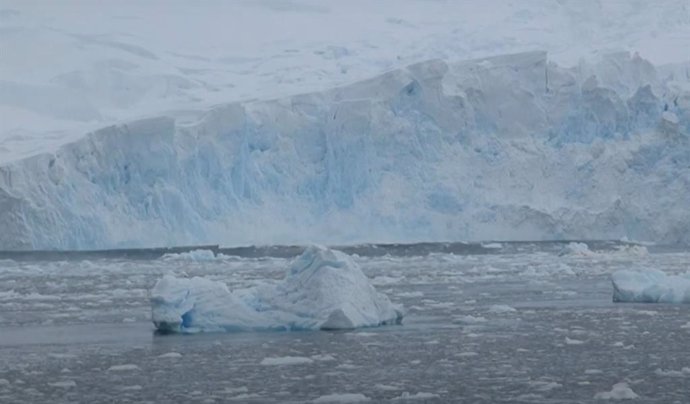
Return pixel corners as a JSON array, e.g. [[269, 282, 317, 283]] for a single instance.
[[1, 242, 690, 403], [149, 243, 690, 335]]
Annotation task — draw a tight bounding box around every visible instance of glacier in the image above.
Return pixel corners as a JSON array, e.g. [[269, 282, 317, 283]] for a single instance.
[[611, 269, 690, 304], [4, 0, 689, 164], [150, 245, 403, 333], [0, 51, 689, 249]]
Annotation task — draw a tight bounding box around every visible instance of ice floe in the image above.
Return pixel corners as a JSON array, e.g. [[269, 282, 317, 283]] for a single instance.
[[612, 269, 690, 304], [594, 382, 639, 400], [313, 393, 370, 403]]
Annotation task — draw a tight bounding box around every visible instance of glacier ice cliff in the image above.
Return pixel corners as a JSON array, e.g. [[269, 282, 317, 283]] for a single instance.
[[0, 51, 688, 249], [150, 245, 404, 332]]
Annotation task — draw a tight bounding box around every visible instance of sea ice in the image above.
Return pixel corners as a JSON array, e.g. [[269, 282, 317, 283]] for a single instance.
[[559, 242, 595, 257], [150, 246, 404, 333], [594, 382, 639, 400], [654, 367, 690, 377], [260, 356, 314, 366], [48, 380, 77, 388], [611, 270, 690, 304], [313, 393, 370, 403], [160, 249, 218, 261], [488, 304, 517, 313], [157, 352, 182, 359], [107, 364, 140, 372], [394, 392, 441, 400]]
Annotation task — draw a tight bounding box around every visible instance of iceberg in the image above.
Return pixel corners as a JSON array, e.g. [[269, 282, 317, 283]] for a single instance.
[[611, 270, 690, 304], [559, 242, 596, 257], [150, 246, 404, 333]]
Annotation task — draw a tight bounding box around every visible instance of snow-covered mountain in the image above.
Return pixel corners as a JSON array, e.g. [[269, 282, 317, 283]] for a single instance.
[[2, 0, 689, 162], [1, 50, 688, 249]]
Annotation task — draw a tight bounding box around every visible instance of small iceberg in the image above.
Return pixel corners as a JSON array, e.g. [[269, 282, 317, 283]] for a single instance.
[[150, 245, 404, 333], [559, 242, 596, 257], [611, 269, 690, 304]]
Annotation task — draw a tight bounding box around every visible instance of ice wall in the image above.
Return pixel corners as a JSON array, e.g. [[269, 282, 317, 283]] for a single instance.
[[0, 51, 688, 249]]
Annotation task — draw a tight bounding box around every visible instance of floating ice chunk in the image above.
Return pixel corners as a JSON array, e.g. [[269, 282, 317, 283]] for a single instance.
[[157, 352, 182, 359], [311, 354, 336, 362], [107, 364, 140, 372], [594, 382, 639, 400], [529, 381, 562, 392], [371, 276, 404, 286], [397, 291, 424, 298], [565, 337, 585, 345], [220, 387, 249, 394], [48, 353, 77, 359], [260, 356, 314, 366], [150, 245, 404, 333], [394, 392, 441, 400], [662, 111, 680, 125], [489, 304, 517, 313], [48, 380, 76, 388], [374, 384, 400, 391], [654, 367, 690, 377], [454, 315, 487, 324], [611, 270, 690, 304], [160, 249, 217, 261], [313, 393, 370, 403], [228, 393, 261, 401], [613, 245, 649, 256], [559, 242, 595, 257]]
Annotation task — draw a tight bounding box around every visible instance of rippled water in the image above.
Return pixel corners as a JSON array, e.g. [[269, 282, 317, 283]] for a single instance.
[[1, 242, 689, 403]]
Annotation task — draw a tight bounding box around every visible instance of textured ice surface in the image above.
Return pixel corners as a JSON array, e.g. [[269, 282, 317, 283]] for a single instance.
[[150, 246, 403, 332], [612, 269, 690, 304], [1, 50, 688, 249]]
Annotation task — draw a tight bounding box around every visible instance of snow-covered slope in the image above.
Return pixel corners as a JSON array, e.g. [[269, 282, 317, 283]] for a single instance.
[[1, 0, 689, 163], [1, 51, 688, 249]]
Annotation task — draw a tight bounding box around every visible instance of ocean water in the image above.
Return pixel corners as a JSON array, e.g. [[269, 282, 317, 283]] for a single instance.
[[0, 242, 689, 403]]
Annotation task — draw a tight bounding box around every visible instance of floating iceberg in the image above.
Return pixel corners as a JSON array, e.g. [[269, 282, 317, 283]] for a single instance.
[[611, 270, 690, 304], [150, 246, 404, 333], [559, 242, 596, 257]]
